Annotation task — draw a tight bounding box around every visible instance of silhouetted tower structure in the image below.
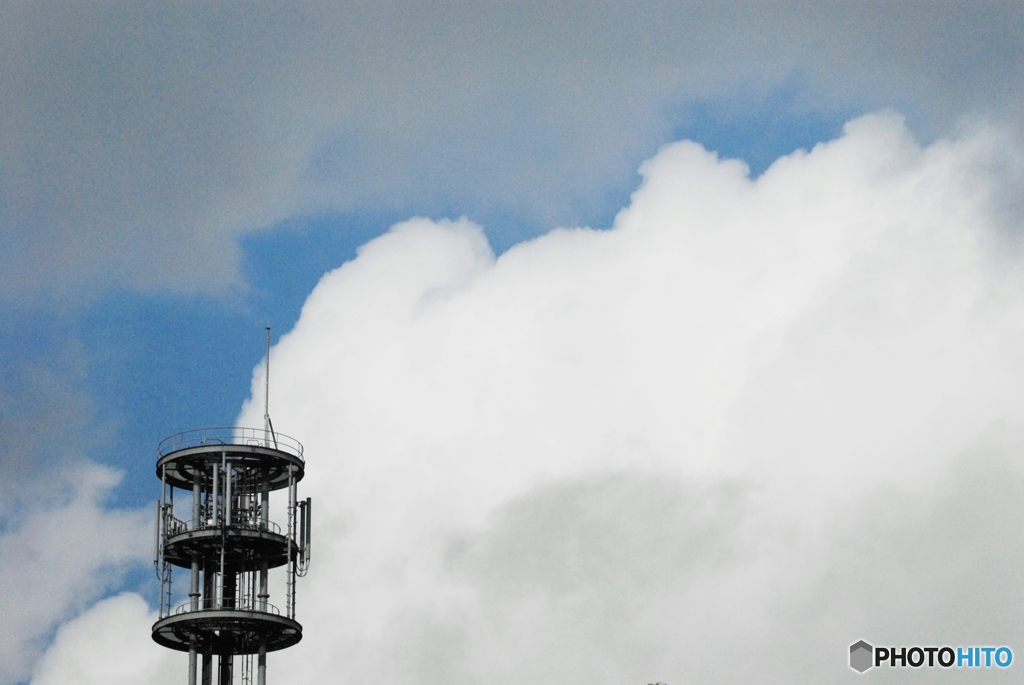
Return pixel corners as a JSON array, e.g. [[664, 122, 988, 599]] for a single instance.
[[153, 329, 311, 685]]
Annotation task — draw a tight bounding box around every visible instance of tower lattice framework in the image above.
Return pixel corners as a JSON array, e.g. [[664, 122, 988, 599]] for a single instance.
[[152, 426, 311, 685]]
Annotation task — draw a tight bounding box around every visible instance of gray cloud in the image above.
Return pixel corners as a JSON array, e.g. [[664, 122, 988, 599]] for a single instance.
[[447, 474, 746, 598], [408, 438, 1024, 684], [3, 1, 1023, 303]]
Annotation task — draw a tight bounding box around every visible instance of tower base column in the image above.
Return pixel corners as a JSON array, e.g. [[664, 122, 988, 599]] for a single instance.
[[188, 635, 197, 685]]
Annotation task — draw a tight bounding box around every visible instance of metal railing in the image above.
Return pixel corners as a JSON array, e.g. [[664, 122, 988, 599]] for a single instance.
[[164, 513, 283, 536], [173, 597, 281, 616], [227, 509, 282, 534], [158, 427, 304, 460], [165, 515, 189, 537]]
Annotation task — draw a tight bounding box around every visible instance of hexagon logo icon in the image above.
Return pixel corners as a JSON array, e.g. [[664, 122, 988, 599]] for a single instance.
[[850, 640, 874, 673]]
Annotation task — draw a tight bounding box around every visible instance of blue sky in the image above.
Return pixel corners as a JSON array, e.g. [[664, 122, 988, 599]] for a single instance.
[[6, 80, 855, 512], [3, 2, 1024, 684]]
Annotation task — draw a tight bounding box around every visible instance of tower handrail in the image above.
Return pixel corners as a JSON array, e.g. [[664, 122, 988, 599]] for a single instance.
[[158, 426, 304, 460], [165, 513, 283, 535], [173, 597, 282, 616]]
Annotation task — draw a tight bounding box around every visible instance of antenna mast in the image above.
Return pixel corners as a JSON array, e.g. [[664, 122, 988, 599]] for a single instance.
[[264, 327, 271, 442]]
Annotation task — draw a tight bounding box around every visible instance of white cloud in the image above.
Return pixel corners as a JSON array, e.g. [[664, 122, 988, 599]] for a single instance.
[[35, 111, 1024, 683], [228, 112, 1022, 682], [29, 593, 178, 685], [3, 1, 1024, 303], [0, 465, 151, 685]]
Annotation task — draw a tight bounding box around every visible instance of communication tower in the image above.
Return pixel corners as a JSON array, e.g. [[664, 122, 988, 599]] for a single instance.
[[153, 329, 311, 685]]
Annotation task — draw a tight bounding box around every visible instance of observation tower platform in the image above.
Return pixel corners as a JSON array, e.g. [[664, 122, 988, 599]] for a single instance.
[[153, 427, 311, 685]]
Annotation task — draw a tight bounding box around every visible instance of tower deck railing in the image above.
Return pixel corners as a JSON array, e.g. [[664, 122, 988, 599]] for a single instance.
[[158, 427, 304, 460], [165, 513, 283, 536], [173, 597, 282, 616]]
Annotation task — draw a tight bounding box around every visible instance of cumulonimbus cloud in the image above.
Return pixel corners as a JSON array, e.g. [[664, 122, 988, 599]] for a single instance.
[[34, 111, 1024, 683], [236, 112, 1023, 683]]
